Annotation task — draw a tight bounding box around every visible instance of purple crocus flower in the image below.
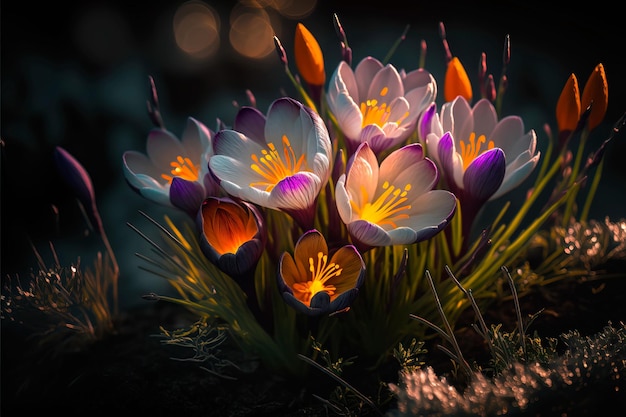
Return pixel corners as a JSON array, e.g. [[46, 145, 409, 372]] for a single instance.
[[123, 117, 220, 218], [209, 97, 332, 231]]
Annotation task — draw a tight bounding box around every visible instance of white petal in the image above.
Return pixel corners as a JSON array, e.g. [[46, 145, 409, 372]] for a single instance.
[[332, 91, 363, 141], [354, 57, 384, 98], [345, 144, 379, 208], [181, 117, 212, 158], [367, 65, 404, 103], [490, 153, 540, 200], [469, 99, 498, 137], [146, 129, 186, 170], [347, 220, 392, 246], [335, 175, 354, 224], [209, 155, 256, 190], [401, 68, 436, 93], [265, 98, 307, 155], [489, 116, 526, 155], [386, 227, 418, 245], [213, 130, 263, 159], [403, 190, 457, 229], [442, 96, 471, 134], [139, 186, 172, 206], [123, 151, 163, 182]]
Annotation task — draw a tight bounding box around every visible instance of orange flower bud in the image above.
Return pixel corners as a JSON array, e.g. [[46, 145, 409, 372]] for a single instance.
[[556, 73, 581, 134], [581, 63, 608, 131], [444, 57, 473, 102], [294, 23, 325, 86]]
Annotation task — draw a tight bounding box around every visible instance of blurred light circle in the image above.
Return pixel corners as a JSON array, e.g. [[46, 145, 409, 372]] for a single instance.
[[260, 0, 318, 19], [173, 1, 220, 59], [229, 8, 275, 59]]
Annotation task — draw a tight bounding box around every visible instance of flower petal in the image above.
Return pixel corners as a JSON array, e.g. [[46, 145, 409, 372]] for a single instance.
[[170, 177, 205, 217], [464, 148, 506, 203]]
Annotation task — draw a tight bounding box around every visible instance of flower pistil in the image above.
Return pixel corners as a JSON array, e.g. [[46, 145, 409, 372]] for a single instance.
[[292, 251, 340, 305], [161, 155, 200, 183], [459, 133, 495, 170], [353, 181, 412, 228], [249, 135, 307, 191], [360, 88, 409, 128]]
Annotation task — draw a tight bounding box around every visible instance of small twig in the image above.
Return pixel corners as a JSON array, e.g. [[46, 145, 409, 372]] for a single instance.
[[502, 266, 526, 358], [297, 354, 383, 415]]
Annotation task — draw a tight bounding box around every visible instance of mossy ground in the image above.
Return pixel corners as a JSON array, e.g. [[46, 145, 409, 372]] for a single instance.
[[2, 276, 625, 416]]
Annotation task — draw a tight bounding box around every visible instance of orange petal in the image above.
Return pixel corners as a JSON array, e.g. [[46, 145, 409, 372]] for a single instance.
[[556, 73, 581, 134], [202, 199, 257, 255], [294, 23, 325, 86], [581, 63, 608, 131], [444, 57, 472, 102]]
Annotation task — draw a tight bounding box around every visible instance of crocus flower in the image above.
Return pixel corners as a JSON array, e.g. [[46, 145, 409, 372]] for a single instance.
[[420, 96, 539, 241], [209, 97, 332, 231], [421, 96, 540, 202], [123, 117, 219, 217], [326, 56, 437, 156], [278, 229, 365, 316], [335, 142, 457, 250], [197, 196, 266, 279]]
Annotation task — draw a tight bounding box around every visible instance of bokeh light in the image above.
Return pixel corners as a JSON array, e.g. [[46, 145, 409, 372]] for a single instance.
[[229, 4, 276, 59], [246, 0, 318, 19], [173, 1, 220, 59]]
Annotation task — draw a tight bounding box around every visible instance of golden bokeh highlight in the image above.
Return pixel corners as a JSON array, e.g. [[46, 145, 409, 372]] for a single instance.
[[229, 5, 276, 59], [252, 0, 318, 19], [173, 1, 220, 59]]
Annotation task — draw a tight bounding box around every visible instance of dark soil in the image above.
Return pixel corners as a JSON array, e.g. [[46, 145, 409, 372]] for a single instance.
[[2, 275, 626, 417]]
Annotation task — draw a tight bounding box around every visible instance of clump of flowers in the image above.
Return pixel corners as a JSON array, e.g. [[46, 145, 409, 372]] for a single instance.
[[7, 12, 624, 415], [120, 15, 625, 382]]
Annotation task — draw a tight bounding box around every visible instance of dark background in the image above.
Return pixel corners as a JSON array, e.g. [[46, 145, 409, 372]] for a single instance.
[[3, 0, 625, 308]]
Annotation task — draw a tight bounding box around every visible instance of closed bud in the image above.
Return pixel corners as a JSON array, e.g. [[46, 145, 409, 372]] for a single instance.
[[581, 63, 608, 131], [444, 57, 473, 102], [556, 73, 581, 134], [294, 23, 325, 86]]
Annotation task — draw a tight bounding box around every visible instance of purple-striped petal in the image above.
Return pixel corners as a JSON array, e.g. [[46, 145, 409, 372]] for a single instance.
[[463, 148, 506, 203], [170, 177, 205, 218]]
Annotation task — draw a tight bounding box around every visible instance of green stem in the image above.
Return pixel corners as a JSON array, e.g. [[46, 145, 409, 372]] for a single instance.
[[580, 157, 604, 223]]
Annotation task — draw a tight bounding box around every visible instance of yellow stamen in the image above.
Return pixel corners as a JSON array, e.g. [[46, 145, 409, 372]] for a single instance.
[[249, 135, 307, 191], [161, 155, 200, 183], [360, 86, 409, 128], [459, 133, 495, 170], [352, 181, 412, 228], [292, 251, 340, 305]]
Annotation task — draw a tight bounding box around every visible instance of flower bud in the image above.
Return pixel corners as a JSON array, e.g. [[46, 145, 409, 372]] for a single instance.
[[444, 57, 472, 102], [581, 63, 608, 131], [556, 73, 581, 134], [294, 23, 325, 86]]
